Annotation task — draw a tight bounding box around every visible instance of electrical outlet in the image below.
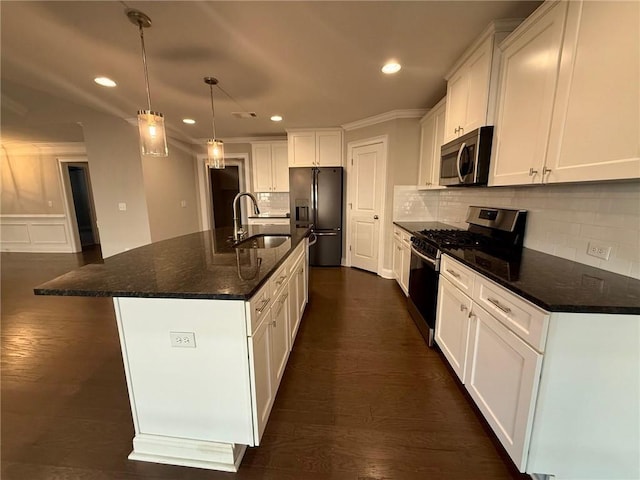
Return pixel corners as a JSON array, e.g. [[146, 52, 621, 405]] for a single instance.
[[180, 200, 187, 208], [118, 202, 127, 211], [169, 331, 196, 348], [586, 242, 611, 260]]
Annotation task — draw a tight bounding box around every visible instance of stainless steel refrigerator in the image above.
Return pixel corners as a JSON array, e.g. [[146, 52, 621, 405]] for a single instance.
[[289, 167, 343, 266]]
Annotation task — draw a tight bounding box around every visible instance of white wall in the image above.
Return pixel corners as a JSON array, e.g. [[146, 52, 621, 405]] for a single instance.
[[393, 182, 640, 279], [142, 139, 200, 243], [81, 112, 152, 258]]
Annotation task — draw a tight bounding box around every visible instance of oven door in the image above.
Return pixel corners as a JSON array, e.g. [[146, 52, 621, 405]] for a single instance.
[[407, 245, 439, 347]]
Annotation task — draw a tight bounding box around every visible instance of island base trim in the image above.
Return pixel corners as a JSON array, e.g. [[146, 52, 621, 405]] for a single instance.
[[129, 433, 247, 472]]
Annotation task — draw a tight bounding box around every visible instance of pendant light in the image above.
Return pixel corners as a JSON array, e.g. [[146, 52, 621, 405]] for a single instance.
[[126, 8, 168, 157], [204, 77, 225, 169]]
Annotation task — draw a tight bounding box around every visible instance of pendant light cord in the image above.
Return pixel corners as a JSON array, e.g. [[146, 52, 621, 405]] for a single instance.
[[138, 22, 152, 111], [209, 84, 217, 139]]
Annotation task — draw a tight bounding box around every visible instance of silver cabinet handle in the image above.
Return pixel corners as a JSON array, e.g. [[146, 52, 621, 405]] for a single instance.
[[374, 215, 379, 219], [460, 304, 468, 312], [487, 297, 511, 314], [276, 275, 287, 286], [255, 298, 270, 314], [543, 167, 552, 175], [529, 168, 538, 176], [446, 269, 460, 278]]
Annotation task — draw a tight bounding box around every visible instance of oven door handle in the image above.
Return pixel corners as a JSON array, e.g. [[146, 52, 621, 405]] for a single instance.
[[456, 142, 467, 183], [410, 245, 438, 268]]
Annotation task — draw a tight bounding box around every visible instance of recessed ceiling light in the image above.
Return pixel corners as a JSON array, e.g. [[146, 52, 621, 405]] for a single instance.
[[270, 115, 283, 122], [381, 62, 401, 74], [94, 76, 117, 87], [182, 118, 196, 125]]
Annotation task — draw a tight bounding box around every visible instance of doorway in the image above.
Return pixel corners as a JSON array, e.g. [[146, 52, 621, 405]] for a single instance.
[[209, 166, 240, 229], [347, 137, 387, 274], [58, 159, 101, 256]]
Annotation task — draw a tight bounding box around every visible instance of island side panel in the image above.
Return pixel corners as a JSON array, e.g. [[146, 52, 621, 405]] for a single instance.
[[113, 297, 254, 446]]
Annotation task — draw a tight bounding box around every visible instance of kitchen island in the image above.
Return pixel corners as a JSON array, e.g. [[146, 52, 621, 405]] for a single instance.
[[35, 224, 311, 472]]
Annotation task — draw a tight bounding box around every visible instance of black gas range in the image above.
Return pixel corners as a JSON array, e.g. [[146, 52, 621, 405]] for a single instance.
[[407, 206, 527, 346]]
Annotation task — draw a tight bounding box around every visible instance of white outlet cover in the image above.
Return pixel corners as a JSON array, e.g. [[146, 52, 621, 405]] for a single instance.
[[169, 331, 196, 348], [118, 202, 127, 211]]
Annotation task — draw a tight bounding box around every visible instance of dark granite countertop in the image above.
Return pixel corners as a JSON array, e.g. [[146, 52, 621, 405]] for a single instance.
[[443, 247, 640, 315], [248, 213, 290, 219], [393, 221, 458, 235], [393, 220, 640, 315], [34, 224, 311, 300]]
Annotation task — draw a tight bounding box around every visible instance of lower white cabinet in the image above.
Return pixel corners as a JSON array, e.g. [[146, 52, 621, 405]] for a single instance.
[[435, 276, 472, 381], [464, 304, 542, 470], [270, 286, 291, 385], [288, 254, 307, 346], [248, 308, 274, 443], [392, 226, 411, 295]]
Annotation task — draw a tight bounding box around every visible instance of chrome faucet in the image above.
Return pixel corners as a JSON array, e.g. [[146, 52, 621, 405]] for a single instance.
[[232, 192, 260, 241]]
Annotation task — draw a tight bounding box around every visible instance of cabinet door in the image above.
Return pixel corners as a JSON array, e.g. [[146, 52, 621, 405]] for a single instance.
[[490, 2, 567, 187], [400, 243, 410, 295], [464, 37, 493, 134], [464, 305, 542, 471], [392, 238, 403, 285], [296, 257, 307, 322], [435, 277, 473, 382], [252, 144, 274, 192], [545, 0, 640, 183], [418, 112, 437, 187], [431, 103, 446, 187], [445, 69, 469, 143], [271, 288, 290, 388], [248, 309, 274, 445], [316, 130, 342, 166], [271, 142, 289, 192], [288, 132, 316, 167]]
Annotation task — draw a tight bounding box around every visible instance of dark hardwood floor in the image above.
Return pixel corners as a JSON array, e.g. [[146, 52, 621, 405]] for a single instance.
[[1, 250, 530, 479]]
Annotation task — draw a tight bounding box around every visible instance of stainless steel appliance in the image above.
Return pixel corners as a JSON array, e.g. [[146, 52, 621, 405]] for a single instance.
[[289, 167, 343, 266], [440, 126, 494, 186], [408, 206, 527, 346]]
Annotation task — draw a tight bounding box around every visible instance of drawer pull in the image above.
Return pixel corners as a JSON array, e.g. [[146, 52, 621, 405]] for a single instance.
[[460, 304, 468, 312], [276, 275, 287, 286], [255, 298, 270, 314], [446, 269, 460, 278], [487, 297, 511, 314]]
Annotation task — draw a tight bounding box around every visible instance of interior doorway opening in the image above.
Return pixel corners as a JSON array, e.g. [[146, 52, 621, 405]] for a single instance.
[[209, 166, 240, 229], [58, 159, 102, 258]]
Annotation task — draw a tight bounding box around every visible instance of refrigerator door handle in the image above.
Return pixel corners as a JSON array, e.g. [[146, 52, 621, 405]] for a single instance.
[[312, 168, 318, 227]]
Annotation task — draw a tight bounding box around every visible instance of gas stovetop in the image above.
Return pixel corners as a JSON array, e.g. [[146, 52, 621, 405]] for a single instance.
[[418, 229, 492, 249]]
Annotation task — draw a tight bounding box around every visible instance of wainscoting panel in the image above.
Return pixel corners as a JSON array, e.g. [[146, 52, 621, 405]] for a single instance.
[[0, 215, 76, 253]]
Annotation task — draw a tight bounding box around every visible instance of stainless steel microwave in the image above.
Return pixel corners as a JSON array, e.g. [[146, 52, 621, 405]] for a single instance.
[[440, 126, 494, 186]]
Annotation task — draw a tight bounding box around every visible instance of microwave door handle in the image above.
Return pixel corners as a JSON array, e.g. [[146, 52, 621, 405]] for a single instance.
[[456, 142, 467, 183]]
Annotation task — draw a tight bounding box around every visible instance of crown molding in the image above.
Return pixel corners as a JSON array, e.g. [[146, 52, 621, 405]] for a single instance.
[[341, 109, 428, 131], [194, 136, 287, 144], [0, 142, 86, 156]]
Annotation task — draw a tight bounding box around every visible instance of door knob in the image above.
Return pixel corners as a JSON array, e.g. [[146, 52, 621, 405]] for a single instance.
[[373, 215, 379, 220]]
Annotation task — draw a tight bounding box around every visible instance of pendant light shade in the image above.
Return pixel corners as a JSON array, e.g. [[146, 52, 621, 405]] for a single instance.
[[127, 9, 168, 157], [204, 77, 225, 169]]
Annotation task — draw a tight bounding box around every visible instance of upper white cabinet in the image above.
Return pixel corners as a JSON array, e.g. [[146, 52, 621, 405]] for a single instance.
[[251, 141, 288, 192], [287, 129, 343, 167], [444, 21, 521, 144], [491, 0, 640, 186], [418, 97, 446, 189]]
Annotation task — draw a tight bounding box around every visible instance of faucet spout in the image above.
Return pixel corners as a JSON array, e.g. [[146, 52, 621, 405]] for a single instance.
[[232, 192, 260, 241]]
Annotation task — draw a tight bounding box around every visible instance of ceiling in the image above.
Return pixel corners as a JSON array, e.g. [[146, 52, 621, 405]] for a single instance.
[[0, 1, 542, 144]]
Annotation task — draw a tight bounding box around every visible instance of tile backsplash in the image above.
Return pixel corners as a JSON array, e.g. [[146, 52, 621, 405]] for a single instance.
[[394, 182, 640, 279], [255, 192, 289, 214]]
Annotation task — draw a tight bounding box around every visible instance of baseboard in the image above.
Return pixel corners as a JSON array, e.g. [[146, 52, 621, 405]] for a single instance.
[[130, 433, 247, 472], [378, 267, 394, 279]]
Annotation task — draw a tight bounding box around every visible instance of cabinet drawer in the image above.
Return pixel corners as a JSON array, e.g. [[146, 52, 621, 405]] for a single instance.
[[441, 255, 475, 296], [247, 282, 272, 335], [473, 276, 549, 352], [270, 261, 290, 299], [288, 242, 305, 275]]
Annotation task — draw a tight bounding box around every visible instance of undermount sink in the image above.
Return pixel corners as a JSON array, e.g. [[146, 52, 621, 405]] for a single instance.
[[234, 234, 291, 249]]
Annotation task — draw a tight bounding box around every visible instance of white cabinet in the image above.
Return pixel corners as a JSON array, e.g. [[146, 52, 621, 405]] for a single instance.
[[491, 0, 640, 186], [287, 129, 343, 167], [270, 286, 291, 386], [418, 97, 446, 189], [465, 305, 543, 471], [288, 252, 307, 347], [248, 306, 274, 443], [391, 226, 411, 295], [443, 21, 520, 143], [436, 254, 548, 471], [435, 276, 473, 381], [251, 141, 288, 192]]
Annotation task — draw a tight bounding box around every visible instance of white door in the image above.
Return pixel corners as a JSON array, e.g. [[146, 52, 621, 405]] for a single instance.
[[349, 141, 385, 273]]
